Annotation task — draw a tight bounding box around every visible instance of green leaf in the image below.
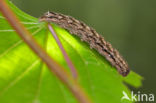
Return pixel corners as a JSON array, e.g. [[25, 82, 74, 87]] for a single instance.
[[0, 1, 142, 103]]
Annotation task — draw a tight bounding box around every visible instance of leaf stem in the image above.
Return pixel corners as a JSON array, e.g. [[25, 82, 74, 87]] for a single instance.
[[48, 23, 78, 78], [0, 0, 92, 103]]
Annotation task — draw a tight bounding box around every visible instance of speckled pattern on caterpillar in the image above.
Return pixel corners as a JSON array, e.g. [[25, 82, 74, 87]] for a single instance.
[[39, 11, 130, 77]]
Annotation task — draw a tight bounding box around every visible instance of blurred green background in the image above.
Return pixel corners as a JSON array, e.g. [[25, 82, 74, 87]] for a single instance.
[[11, 0, 156, 101]]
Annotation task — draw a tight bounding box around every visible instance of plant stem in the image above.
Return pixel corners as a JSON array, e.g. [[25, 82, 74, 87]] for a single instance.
[[48, 23, 78, 78], [0, 0, 92, 103]]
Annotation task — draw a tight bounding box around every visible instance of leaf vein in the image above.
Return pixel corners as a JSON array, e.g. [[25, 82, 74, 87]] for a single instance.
[[0, 26, 44, 59], [0, 60, 40, 96]]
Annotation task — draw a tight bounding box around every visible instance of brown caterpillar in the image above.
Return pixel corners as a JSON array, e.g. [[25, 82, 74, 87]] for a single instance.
[[39, 12, 130, 77]]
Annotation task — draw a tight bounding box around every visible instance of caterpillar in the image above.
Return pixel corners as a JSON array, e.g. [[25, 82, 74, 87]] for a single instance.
[[39, 11, 130, 77]]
